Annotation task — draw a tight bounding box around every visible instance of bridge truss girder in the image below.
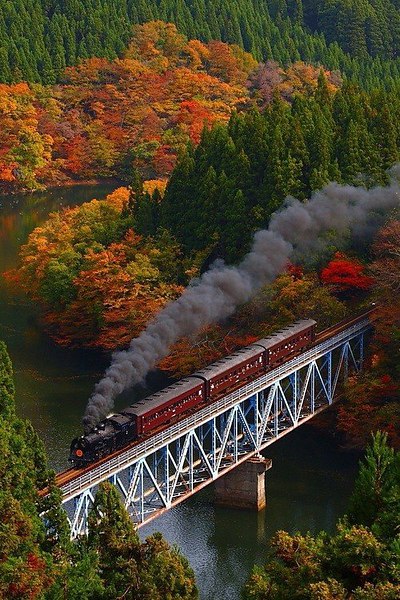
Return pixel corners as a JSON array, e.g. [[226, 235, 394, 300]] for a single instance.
[[66, 330, 365, 538]]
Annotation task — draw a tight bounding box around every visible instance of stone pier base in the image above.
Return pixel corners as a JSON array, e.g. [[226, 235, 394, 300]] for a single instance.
[[214, 456, 272, 511]]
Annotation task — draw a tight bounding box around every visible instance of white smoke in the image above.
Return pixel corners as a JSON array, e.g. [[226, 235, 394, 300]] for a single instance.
[[83, 176, 400, 431]]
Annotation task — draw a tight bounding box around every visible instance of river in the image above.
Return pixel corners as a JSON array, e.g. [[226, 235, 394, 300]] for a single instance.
[[0, 185, 361, 600]]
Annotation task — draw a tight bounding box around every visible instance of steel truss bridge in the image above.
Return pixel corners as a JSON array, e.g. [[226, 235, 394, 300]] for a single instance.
[[60, 316, 371, 538]]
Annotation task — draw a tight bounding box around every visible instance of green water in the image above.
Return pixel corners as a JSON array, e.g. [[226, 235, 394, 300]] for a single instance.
[[0, 185, 360, 599]]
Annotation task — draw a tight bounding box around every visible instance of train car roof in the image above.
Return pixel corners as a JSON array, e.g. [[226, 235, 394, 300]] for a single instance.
[[192, 344, 264, 380], [123, 377, 203, 417], [193, 320, 316, 381], [254, 319, 316, 351]]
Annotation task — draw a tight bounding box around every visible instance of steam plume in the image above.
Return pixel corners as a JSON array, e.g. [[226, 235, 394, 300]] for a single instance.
[[83, 176, 400, 431]]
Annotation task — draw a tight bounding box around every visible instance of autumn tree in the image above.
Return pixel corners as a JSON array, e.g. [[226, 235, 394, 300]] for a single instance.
[[321, 253, 374, 295], [337, 221, 400, 449], [13, 188, 191, 349], [0, 83, 53, 192]]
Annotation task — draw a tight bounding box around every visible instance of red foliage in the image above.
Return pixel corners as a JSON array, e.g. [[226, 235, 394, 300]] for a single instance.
[[286, 262, 304, 280], [175, 99, 215, 144], [321, 253, 373, 293]]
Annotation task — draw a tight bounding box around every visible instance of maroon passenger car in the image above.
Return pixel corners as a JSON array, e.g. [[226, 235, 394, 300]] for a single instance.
[[123, 377, 204, 435], [193, 319, 316, 401], [255, 319, 316, 367], [193, 345, 265, 401]]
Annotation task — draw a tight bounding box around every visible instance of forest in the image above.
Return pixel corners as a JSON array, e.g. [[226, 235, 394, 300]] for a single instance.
[[0, 22, 258, 192], [6, 27, 400, 447], [2, 0, 400, 90], [0, 21, 348, 195]]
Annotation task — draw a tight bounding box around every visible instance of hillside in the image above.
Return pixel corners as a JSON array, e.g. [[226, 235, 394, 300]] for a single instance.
[[2, 0, 400, 88], [0, 22, 256, 192]]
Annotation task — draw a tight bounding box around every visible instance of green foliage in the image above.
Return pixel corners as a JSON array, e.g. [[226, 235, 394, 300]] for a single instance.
[[0, 343, 197, 597], [0, 342, 56, 597], [161, 83, 400, 263], [0, 341, 15, 420], [3, 1, 400, 89], [86, 481, 198, 599], [348, 432, 400, 541]]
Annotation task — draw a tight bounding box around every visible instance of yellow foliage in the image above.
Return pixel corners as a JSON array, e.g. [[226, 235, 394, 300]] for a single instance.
[[105, 187, 131, 212], [143, 179, 167, 196]]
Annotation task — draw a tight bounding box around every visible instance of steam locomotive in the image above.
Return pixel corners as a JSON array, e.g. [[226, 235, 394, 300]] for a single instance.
[[69, 320, 316, 467]]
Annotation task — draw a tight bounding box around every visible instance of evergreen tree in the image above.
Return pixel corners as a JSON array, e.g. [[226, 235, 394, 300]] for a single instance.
[[0, 343, 198, 598], [0, 341, 15, 420], [348, 431, 400, 538], [2, 0, 400, 87]]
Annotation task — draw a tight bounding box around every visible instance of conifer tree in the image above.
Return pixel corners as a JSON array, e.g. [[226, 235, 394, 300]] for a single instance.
[[348, 431, 400, 536]]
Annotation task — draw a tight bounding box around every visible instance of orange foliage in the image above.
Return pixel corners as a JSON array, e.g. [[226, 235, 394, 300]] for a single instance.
[[0, 23, 253, 191], [44, 22, 252, 183], [278, 62, 341, 100], [13, 188, 187, 349], [0, 83, 53, 190], [0, 23, 344, 192], [143, 179, 167, 196], [49, 235, 183, 349]]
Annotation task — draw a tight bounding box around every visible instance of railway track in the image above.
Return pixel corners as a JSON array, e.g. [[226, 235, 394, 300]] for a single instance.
[[315, 307, 377, 344]]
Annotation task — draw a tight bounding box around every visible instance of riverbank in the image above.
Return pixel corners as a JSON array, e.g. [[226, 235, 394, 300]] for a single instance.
[[0, 177, 121, 198]]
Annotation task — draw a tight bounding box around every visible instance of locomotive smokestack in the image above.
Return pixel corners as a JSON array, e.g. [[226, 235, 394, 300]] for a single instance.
[[83, 171, 400, 432]]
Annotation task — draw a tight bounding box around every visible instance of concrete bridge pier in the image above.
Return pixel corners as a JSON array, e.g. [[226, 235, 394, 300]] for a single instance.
[[214, 455, 272, 511]]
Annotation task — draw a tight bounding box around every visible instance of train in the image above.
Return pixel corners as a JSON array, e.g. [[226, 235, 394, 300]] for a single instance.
[[69, 319, 316, 467]]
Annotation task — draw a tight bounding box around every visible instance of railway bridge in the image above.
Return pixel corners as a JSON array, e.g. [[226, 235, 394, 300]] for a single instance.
[[56, 313, 372, 539]]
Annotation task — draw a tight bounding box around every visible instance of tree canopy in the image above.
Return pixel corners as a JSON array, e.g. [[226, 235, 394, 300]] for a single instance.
[[2, 1, 400, 89], [242, 432, 400, 600]]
